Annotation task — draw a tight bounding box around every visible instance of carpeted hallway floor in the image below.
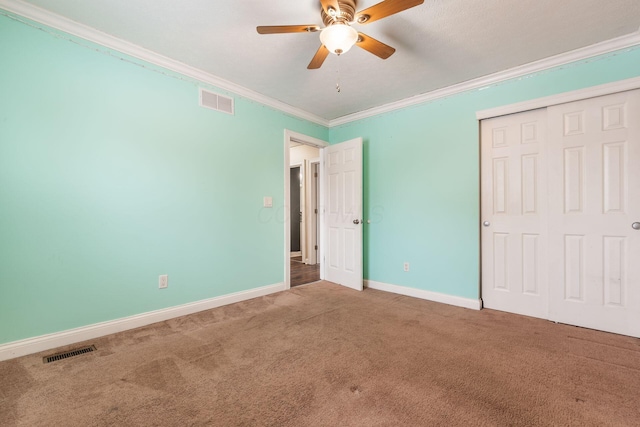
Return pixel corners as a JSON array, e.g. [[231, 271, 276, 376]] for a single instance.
[[1, 281, 639, 426]]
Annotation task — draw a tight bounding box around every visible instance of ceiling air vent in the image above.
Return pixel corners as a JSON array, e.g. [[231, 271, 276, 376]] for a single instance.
[[199, 88, 234, 115]]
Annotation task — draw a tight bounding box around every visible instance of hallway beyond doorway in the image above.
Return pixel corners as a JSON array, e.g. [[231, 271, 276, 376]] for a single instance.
[[290, 256, 320, 287]]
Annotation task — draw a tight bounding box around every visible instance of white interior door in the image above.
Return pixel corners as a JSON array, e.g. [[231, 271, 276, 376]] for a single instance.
[[547, 89, 640, 337], [324, 138, 363, 291], [481, 109, 549, 319]]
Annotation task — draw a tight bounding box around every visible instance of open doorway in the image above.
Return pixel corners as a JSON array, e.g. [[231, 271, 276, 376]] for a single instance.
[[289, 142, 319, 287], [284, 130, 364, 291], [284, 130, 329, 289]]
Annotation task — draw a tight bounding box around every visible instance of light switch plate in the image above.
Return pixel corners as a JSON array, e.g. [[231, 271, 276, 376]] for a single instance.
[[159, 274, 168, 289], [263, 196, 273, 208]]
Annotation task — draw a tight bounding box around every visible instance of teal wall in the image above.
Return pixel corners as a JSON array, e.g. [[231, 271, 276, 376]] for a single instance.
[[2, 9, 640, 346], [330, 46, 640, 300], [0, 12, 327, 344]]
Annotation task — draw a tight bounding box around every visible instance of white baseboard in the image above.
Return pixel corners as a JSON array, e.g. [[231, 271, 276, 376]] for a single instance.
[[364, 280, 482, 310], [0, 282, 286, 362]]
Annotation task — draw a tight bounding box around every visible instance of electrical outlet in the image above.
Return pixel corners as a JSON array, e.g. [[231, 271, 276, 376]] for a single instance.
[[159, 274, 168, 289], [403, 262, 410, 272]]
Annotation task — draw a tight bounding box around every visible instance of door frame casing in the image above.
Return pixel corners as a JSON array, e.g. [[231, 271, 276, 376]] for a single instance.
[[284, 130, 329, 289], [289, 162, 304, 259], [307, 158, 321, 265]]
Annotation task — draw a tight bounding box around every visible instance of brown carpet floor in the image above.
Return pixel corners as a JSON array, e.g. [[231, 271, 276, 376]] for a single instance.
[[1, 281, 639, 426]]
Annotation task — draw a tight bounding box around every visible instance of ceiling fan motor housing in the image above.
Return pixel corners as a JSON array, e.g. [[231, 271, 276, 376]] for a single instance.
[[321, 0, 357, 26]]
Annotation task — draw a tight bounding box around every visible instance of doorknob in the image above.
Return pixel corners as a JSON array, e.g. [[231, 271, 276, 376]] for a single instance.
[[483, 221, 490, 227], [353, 219, 360, 225], [632, 222, 640, 230]]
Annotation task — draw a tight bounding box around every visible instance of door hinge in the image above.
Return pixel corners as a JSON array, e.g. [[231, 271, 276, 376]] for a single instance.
[[315, 245, 318, 250], [314, 208, 318, 214], [314, 172, 318, 177]]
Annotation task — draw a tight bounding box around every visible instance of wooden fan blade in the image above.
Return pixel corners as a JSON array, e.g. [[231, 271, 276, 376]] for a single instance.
[[308, 45, 330, 69], [257, 25, 320, 34], [320, 0, 341, 15], [356, 0, 424, 25], [356, 33, 395, 59]]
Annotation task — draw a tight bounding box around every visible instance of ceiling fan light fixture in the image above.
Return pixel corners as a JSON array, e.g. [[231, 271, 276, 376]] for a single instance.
[[320, 23, 358, 55]]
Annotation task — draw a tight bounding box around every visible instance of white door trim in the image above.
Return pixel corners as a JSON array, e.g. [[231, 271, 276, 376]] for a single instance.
[[284, 130, 329, 289], [307, 158, 321, 265], [289, 162, 304, 261], [476, 76, 640, 120]]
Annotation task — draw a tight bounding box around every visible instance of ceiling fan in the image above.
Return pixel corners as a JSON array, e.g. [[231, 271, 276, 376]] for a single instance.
[[257, 0, 424, 69]]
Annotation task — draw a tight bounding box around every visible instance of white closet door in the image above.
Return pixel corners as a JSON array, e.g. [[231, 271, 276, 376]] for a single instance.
[[547, 89, 640, 337], [481, 109, 548, 319]]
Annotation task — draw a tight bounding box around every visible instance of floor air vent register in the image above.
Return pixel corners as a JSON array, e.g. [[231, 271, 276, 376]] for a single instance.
[[43, 345, 96, 364]]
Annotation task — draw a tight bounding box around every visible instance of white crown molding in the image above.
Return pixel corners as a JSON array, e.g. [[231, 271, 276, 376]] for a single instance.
[[2, 1, 639, 129], [0, 0, 330, 128], [364, 280, 482, 310], [0, 282, 286, 361], [330, 31, 640, 127], [476, 76, 640, 119]]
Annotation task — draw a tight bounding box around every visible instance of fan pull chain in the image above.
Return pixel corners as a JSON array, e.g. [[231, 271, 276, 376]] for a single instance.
[[336, 54, 341, 93]]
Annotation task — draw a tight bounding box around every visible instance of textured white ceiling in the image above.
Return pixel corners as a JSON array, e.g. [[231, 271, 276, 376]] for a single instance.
[[15, 0, 640, 120]]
